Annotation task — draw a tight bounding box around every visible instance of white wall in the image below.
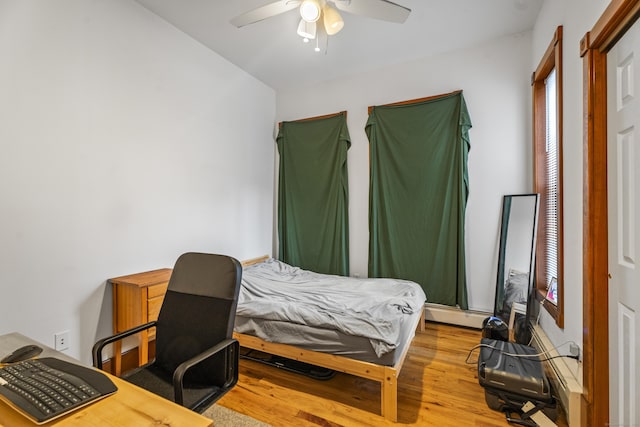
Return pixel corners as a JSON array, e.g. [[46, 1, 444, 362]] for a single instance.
[[0, 0, 275, 364], [277, 32, 533, 312], [531, 0, 608, 366]]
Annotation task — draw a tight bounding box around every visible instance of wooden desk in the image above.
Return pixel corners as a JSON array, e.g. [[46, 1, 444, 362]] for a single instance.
[[0, 333, 213, 427], [109, 269, 172, 376]]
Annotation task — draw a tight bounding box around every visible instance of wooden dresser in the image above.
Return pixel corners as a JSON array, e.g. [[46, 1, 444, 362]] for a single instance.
[[109, 268, 172, 376]]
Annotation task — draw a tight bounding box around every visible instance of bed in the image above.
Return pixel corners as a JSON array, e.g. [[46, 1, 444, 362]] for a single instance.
[[234, 256, 427, 422]]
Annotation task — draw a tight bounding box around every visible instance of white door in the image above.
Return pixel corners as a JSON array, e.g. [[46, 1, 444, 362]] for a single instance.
[[607, 17, 640, 427]]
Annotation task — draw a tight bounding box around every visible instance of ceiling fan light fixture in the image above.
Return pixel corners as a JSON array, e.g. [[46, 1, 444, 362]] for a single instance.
[[296, 18, 317, 40], [322, 5, 344, 35], [300, 0, 321, 22]]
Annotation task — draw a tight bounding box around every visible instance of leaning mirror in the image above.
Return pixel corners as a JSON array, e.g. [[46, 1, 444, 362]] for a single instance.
[[494, 194, 540, 340]]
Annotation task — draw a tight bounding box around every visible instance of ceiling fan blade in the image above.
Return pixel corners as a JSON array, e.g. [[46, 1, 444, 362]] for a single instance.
[[230, 1, 301, 28], [333, 0, 411, 23]]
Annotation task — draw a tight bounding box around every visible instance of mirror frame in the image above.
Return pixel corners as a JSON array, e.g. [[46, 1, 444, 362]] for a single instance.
[[493, 194, 540, 337]]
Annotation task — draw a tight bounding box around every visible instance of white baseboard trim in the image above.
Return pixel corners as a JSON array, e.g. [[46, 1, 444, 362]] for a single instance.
[[530, 324, 583, 427], [424, 303, 491, 329]]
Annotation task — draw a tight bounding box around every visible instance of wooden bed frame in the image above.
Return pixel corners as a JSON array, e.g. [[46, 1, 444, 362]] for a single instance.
[[236, 255, 425, 422]]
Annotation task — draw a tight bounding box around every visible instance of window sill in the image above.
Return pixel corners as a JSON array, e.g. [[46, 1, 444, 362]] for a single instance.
[[535, 288, 563, 328]]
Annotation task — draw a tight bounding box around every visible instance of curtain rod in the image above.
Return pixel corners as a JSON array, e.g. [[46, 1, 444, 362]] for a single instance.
[[278, 111, 347, 127], [367, 90, 462, 114]]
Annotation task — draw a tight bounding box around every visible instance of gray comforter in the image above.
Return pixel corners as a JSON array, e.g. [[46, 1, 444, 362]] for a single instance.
[[237, 259, 426, 357]]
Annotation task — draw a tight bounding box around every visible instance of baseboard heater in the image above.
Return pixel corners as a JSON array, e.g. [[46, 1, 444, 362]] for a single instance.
[[530, 324, 583, 426], [424, 303, 490, 329]]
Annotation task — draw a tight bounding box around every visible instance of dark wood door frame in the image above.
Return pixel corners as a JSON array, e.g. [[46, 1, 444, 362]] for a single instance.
[[581, 1, 640, 425]]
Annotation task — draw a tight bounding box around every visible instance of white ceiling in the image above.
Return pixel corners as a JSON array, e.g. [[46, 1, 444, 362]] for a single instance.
[[134, 0, 543, 91]]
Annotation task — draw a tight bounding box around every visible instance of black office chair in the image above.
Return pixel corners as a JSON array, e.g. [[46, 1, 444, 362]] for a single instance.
[[93, 252, 242, 413]]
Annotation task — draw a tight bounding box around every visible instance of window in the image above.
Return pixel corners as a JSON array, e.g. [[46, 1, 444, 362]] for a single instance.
[[532, 26, 563, 327], [366, 91, 471, 309], [276, 111, 351, 276], [545, 68, 558, 292]]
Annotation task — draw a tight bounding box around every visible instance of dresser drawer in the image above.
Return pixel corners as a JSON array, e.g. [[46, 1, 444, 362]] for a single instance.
[[147, 295, 164, 341], [147, 295, 164, 322], [148, 283, 168, 299]]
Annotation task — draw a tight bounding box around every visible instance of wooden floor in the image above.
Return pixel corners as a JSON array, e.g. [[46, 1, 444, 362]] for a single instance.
[[218, 322, 568, 426]]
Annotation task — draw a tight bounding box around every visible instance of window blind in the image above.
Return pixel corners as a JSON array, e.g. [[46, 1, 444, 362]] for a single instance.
[[545, 68, 558, 287]]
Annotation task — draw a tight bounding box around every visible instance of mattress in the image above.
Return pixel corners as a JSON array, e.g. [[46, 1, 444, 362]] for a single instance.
[[234, 259, 426, 365]]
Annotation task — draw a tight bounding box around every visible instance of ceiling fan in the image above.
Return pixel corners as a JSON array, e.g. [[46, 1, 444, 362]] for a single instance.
[[231, 0, 411, 50]]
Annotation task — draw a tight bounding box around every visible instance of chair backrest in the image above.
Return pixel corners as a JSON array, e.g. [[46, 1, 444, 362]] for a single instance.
[[154, 253, 242, 382]]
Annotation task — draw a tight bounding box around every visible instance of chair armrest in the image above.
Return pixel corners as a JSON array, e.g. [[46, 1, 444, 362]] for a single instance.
[[92, 321, 158, 369], [172, 338, 239, 405]]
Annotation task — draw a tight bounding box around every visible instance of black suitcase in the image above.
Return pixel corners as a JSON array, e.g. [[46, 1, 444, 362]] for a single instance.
[[477, 338, 557, 424]]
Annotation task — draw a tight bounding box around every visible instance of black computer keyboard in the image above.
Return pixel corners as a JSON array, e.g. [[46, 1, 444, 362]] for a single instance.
[[0, 357, 117, 424]]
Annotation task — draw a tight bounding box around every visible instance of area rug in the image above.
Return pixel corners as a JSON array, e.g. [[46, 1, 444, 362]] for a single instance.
[[202, 404, 272, 427]]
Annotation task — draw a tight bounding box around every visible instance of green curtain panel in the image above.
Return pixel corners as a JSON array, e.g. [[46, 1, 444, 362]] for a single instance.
[[277, 112, 351, 276], [366, 92, 471, 309]]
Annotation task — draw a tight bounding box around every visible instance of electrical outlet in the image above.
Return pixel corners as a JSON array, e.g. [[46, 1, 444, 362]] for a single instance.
[[569, 342, 580, 359], [54, 330, 70, 351]]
